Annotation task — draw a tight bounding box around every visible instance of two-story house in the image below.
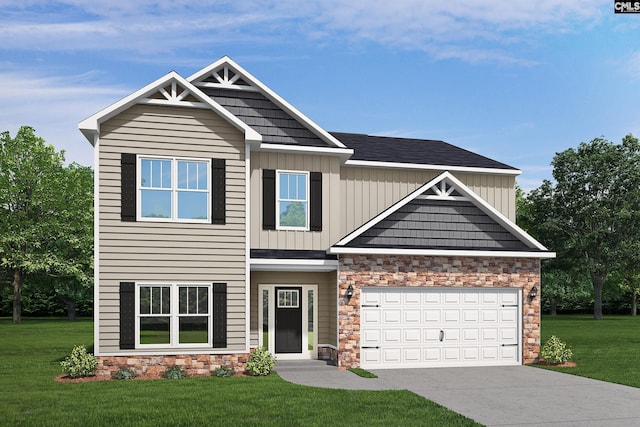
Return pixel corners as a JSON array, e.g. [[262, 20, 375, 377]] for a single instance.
[[79, 56, 554, 376]]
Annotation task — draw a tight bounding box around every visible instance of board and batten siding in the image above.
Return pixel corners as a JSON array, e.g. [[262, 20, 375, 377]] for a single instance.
[[340, 167, 516, 237], [250, 151, 342, 250], [98, 104, 247, 354], [249, 271, 337, 347]]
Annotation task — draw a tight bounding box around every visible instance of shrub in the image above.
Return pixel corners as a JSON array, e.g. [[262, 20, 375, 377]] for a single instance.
[[214, 365, 235, 377], [114, 368, 137, 380], [60, 345, 97, 378], [541, 335, 573, 364], [164, 366, 188, 379], [246, 347, 276, 376]]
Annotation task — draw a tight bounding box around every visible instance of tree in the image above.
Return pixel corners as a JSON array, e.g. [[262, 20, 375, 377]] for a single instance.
[[532, 135, 640, 320], [0, 127, 93, 323]]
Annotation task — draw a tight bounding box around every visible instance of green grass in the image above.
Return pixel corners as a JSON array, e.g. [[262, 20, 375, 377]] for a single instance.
[[540, 315, 640, 387], [348, 368, 378, 378], [0, 318, 479, 426]]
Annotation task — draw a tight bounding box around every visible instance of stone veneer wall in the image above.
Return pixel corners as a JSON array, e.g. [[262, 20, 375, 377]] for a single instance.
[[97, 353, 249, 378], [317, 346, 339, 365], [337, 255, 541, 370]]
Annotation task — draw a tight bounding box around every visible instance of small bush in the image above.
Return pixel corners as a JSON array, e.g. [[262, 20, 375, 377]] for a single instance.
[[114, 368, 137, 380], [60, 345, 98, 378], [164, 366, 188, 379], [541, 335, 573, 364], [214, 365, 235, 377], [246, 347, 276, 376]]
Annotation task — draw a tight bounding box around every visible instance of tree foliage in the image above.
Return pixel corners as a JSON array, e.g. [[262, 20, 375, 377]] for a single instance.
[[0, 126, 93, 323], [518, 135, 640, 319]]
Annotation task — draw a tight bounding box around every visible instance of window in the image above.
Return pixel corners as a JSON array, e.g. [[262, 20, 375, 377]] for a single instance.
[[277, 171, 308, 229], [139, 156, 210, 222], [137, 283, 212, 347]]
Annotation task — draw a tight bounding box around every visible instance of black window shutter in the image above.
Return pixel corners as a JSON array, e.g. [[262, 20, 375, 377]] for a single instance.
[[121, 153, 137, 222], [119, 282, 135, 350], [262, 169, 276, 230], [211, 159, 226, 224], [212, 283, 227, 348], [310, 172, 322, 231]]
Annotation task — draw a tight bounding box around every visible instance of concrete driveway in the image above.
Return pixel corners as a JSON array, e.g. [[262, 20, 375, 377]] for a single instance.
[[276, 361, 640, 426]]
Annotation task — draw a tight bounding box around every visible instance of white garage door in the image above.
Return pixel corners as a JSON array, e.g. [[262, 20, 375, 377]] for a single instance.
[[360, 287, 521, 369]]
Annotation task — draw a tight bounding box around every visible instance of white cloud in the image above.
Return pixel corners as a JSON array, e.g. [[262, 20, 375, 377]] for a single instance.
[[626, 50, 640, 81], [0, 0, 608, 64], [0, 68, 129, 166]]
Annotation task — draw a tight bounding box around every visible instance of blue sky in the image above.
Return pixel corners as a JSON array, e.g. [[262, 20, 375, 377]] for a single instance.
[[1, 0, 638, 191]]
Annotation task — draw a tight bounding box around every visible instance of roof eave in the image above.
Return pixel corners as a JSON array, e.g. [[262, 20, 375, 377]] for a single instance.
[[344, 159, 521, 176], [328, 247, 556, 259]]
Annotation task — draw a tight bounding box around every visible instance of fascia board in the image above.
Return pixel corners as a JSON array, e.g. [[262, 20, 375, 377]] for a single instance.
[[188, 56, 346, 150], [344, 159, 522, 176]]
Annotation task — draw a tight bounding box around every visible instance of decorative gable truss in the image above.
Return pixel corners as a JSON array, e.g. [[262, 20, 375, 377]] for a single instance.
[[330, 171, 555, 258], [193, 64, 257, 91], [141, 80, 209, 108]]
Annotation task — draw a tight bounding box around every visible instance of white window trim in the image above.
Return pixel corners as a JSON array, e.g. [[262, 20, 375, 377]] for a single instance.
[[137, 155, 211, 223], [276, 170, 310, 231], [135, 282, 213, 349]]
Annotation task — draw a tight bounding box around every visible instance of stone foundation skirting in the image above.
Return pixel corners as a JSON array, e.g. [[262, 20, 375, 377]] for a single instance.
[[317, 346, 339, 365], [97, 353, 249, 378]]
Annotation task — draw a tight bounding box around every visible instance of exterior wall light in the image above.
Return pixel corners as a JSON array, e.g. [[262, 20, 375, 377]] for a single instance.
[[346, 284, 354, 300], [529, 286, 538, 301]]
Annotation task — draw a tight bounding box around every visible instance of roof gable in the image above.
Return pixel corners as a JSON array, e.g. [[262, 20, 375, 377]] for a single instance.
[[78, 71, 261, 145], [188, 56, 347, 150], [331, 171, 554, 258]]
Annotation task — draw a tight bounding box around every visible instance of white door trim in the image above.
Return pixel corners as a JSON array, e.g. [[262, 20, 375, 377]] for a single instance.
[[258, 284, 318, 360]]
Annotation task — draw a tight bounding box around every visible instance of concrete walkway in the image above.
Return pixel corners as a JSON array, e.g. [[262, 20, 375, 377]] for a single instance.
[[276, 361, 640, 426]]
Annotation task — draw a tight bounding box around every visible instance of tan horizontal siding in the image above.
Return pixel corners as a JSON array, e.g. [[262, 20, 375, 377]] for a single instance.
[[97, 104, 247, 355], [340, 167, 516, 236]]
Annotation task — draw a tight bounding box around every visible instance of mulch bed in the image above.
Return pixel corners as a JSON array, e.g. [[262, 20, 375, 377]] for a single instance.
[[55, 371, 252, 383], [536, 360, 577, 368]]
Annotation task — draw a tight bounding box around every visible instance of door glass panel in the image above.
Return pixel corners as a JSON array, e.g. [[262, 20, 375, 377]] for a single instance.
[[308, 289, 314, 350], [262, 289, 269, 349]]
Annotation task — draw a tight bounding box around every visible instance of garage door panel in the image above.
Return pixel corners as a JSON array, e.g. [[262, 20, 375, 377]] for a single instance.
[[362, 309, 381, 325], [424, 309, 441, 323], [462, 309, 479, 323], [404, 348, 421, 362], [462, 347, 479, 361], [383, 310, 401, 323], [383, 329, 401, 344], [404, 309, 421, 323], [404, 328, 421, 343], [382, 348, 401, 363], [361, 287, 521, 369]]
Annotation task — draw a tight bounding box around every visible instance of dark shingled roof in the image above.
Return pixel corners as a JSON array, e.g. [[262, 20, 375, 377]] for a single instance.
[[203, 88, 328, 147], [342, 199, 532, 251], [331, 132, 517, 171]]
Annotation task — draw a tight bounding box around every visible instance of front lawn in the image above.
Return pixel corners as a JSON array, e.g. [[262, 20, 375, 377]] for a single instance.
[[0, 318, 479, 426], [541, 315, 640, 388]]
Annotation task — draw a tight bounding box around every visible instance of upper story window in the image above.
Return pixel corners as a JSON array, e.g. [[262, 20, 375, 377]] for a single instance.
[[138, 156, 210, 222], [277, 171, 309, 230]]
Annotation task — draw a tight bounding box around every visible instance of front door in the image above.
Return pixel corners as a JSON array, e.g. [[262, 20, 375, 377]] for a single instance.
[[275, 287, 302, 353], [259, 284, 317, 359]]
